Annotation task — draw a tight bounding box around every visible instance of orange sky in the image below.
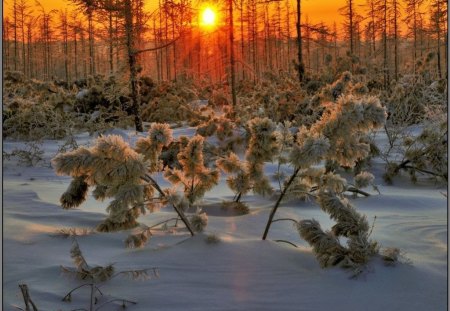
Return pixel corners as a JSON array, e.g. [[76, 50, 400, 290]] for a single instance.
[[4, 0, 360, 26]]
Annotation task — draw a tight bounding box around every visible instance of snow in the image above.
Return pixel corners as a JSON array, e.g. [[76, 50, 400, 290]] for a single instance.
[[3, 128, 447, 310]]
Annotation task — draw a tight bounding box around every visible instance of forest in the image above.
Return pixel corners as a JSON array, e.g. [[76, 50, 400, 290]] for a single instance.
[[2, 0, 448, 310]]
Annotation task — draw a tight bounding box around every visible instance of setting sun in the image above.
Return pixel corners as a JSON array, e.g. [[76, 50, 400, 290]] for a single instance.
[[201, 7, 216, 27]]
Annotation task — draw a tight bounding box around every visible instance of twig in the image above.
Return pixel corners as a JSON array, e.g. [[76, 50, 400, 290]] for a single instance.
[[368, 216, 377, 238], [262, 167, 301, 240], [112, 267, 159, 280], [148, 218, 179, 230], [95, 299, 137, 311], [271, 218, 299, 224], [141, 174, 195, 236], [18, 284, 38, 311], [62, 283, 103, 302], [345, 186, 371, 197], [274, 239, 298, 248], [402, 165, 446, 179]]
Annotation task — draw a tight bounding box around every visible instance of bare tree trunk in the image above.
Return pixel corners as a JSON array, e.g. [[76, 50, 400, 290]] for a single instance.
[[333, 22, 338, 66], [240, 0, 246, 79], [154, 18, 161, 82], [73, 21, 79, 81], [393, 0, 399, 80], [109, 9, 114, 74], [115, 3, 120, 73], [81, 29, 87, 78], [413, 2, 417, 73], [436, 0, 442, 79], [445, 24, 448, 79], [61, 10, 70, 83], [88, 9, 95, 75], [286, 0, 291, 72], [26, 20, 33, 78], [164, 2, 170, 80], [296, 0, 304, 83], [13, 0, 18, 71], [383, 0, 388, 89], [46, 16, 51, 79], [172, 11, 177, 81], [19, 0, 27, 76], [349, 0, 353, 55], [124, 0, 143, 132], [4, 19, 10, 71], [229, 0, 237, 107]]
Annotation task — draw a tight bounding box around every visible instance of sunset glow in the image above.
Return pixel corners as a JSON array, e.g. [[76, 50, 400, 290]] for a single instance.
[[201, 7, 217, 27]]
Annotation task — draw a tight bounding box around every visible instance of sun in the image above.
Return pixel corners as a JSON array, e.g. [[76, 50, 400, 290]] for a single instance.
[[201, 7, 217, 27]]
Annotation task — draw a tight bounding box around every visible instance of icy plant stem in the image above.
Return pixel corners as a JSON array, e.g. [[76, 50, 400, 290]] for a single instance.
[[18, 284, 38, 311], [142, 174, 195, 236], [234, 192, 242, 203], [62, 283, 103, 302], [89, 283, 95, 311], [95, 299, 137, 310], [262, 167, 301, 240], [345, 186, 371, 197]]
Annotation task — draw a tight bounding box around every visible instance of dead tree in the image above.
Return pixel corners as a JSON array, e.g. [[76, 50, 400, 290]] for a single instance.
[[296, 0, 304, 83]]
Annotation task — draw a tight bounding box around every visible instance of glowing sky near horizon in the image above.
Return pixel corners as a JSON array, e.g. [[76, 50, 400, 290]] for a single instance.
[[4, 0, 362, 26]]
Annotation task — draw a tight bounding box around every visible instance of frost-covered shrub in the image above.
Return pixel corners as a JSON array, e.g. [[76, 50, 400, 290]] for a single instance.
[[3, 141, 45, 166], [52, 134, 147, 231], [3, 98, 75, 140], [140, 79, 200, 123], [4, 70, 26, 83], [197, 116, 233, 139], [298, 192, 379, 271], [74, 85, 109, 113], [221, 201, 250, 215], [190, 212, 208, 232], [318, 71, 353, 101], [205, 233, 221, 244], [195, 111, 246, 153], [386, 75, 447, 126], [80, 107, 133, 136], [263, 94, 386, 240], [232, 74, 308, 124], [164, 135, 220, 206], [141, 93, 189, 123], [52, 123, 195, 235], [2, 72, 79, 140], [2, 72, 136, 140], [383, 121, 448, 183], [73, 75, 136, 125], [309, 95, 386, 167], [354, 171, 375, 189], [61, 239, 158, 309], [216, 117, 280, 203], [208, 87, 230, 108]]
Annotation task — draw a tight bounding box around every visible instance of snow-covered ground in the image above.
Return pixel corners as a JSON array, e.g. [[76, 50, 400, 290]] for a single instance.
[[3, 127, 447, 310]]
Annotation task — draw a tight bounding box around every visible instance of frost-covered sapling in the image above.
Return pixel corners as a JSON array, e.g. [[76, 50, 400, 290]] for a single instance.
[[216, 117, 280, 212], [3, 141, 45, 167], [52, 123, 195, 238], [297, 191, 379, 272], [164, 135, 219, 231], [61, 239, 158, 311], [273, 121, 295, 190], [196, 115, 244, 152], [383, 121, 448, 183], [262, 95, 387, 239], [164, 135, 220, 207]]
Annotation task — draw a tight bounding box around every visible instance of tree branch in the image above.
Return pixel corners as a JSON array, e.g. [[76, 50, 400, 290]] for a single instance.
[[133, 37, 180, 55], [141, 175, 195, 236]]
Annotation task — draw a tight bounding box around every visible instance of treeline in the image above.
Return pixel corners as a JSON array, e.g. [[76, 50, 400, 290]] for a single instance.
[[2, 0, 448, 86]]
